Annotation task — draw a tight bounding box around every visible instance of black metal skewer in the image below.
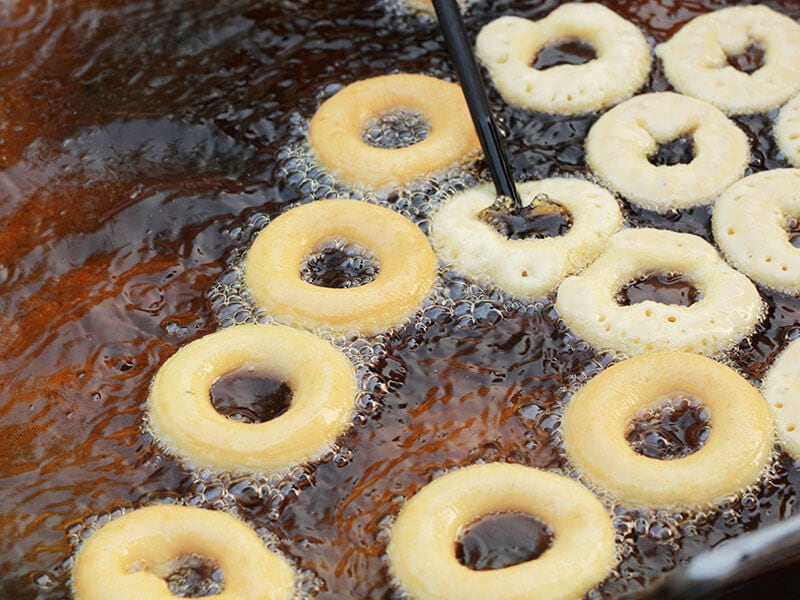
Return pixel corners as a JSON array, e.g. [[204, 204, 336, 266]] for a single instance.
[[432, 0, 522, 211]]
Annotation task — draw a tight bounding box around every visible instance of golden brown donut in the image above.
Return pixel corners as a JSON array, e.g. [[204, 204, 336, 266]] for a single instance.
[[387, 462, 617, 600], [244, 199, 438, 336], [308, 73, 480, 189], [562, 351, 774, 508], [147, 323, 357, 474], [72, 504, 295, 600]]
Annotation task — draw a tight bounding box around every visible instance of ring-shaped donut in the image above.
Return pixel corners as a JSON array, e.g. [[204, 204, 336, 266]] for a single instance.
[[147, 323, 357, 474], [585, 92, 750, 212], [429, 179, 622, 299], [244, 199, 438, 336], [308, 73, 480, 189], [555, 228, 762, 356], [712, 169, 800, 294], [387, 463, 616, 600], [655, 6, 800, 115], [72, 505, 295, 600], [762, 338, 800, 459], [562, 351, 774, 508], [475, 3, 651, 114], [776, 92, 800, 167]]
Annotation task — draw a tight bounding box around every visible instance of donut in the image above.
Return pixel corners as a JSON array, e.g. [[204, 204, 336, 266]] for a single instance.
[[147, 323, 357, 474], [712, 169, 800, 294], [475, 3, 651, 114], [762, 338, 800, 459], [655, 6, 800, 115], [585, 92, 750, 212], [244, 199, 438, 336], [72, 504, 295, 600], [308, 73, 480, 189], [776, 92, 800, 167], [429, 178, 622, 299], [387, 462, 616, 600], [554, 228, 762, 357], [562, 351, 774, 508]]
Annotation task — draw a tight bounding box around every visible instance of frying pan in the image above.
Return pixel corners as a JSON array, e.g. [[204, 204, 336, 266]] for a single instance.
[[1, 0, 799, 597]]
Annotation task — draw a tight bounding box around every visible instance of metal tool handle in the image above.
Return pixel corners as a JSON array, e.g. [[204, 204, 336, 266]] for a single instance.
[[432, 0, 521, 209]]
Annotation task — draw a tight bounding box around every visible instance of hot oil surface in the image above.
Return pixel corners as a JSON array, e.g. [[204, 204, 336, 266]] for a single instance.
[[2, 0, 800, 598]]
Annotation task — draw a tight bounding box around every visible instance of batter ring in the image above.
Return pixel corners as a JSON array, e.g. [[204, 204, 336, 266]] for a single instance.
[[308, 73, 480, 189], [387, 462, 616, 600], [712, 168, 800, 294], [72, 504, 295, 600], [244, 199, 437, 336], [555, 228, 762, 357], [562, 351, 774, 508], [762, 338, 800, 459], [655, 5, 800, 115], [429, 178, 623, 299], [147, 323, 357, 474], [585, 92, 750, 212], [776, 92, 800, 167], [475, 3, 651, 115]]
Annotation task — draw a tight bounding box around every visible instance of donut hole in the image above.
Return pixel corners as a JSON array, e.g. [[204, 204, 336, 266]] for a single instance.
[[362, 109, 430, 149], [625, 395, 710, 460], [210, 369, 292, 424], [481, 194, 573, 240], [647, 134, 696, 167], [615, 271, 701, 307], [455, 512, 554, 571], [785, 215, 800, 249], [163, 553, 224, 597], [532, 39, 597, 69], [301, 239, 379, 288], [726, 42, 765, 74]]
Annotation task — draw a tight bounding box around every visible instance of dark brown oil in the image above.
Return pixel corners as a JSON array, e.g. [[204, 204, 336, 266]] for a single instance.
[[626, 396, 710, 460], [727, 43, 765, 74], [1, 1, 800, 599], [456, 512, 553, 570], [164, 554, 224, 598], [617, 271, 701, 307], [787, 216, 800, 249], [532, 40, 597, 69], [483, 198, 573, 240], [648, 135, 696, 167], [210, 371, 292, 424], [301, 241, 379, 289]]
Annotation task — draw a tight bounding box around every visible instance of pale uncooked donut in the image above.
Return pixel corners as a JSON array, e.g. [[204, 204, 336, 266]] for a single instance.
[[72, 505, 295, 600], [429, 179, 622, 299], [475, 3, 651, 114], [147, 323, 357, 474], [308, 74, 480, 189], [387, 462, 616, 600], [776, 92, 800, 167], [712, 168, 800, 294], [585, 92, 750, 212], [555, 228, 762, 356], [244, 199, 438, 336], [656, 5, 800, 115], [762, 338, 800, 459], [562, 351, 774, 508]]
